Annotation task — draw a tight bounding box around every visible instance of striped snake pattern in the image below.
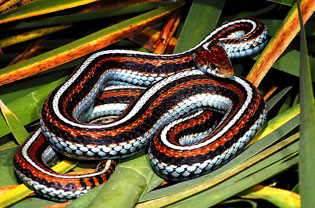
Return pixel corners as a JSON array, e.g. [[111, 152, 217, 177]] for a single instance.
[[14, 18, 268, 201]]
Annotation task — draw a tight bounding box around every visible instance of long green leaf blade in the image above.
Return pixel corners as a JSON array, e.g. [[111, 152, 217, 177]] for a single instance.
[[0, 99, 28, 144], [268, 0, 295, 6], [241, 185, 300, 208], [297, 1, 315, 207], [0, 0, 99, 24], [173, 0, 225, 53], [2, 2, 169, 31]]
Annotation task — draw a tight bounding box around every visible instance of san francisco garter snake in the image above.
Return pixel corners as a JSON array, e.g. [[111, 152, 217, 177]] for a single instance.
[[14, 18, 268, 201]]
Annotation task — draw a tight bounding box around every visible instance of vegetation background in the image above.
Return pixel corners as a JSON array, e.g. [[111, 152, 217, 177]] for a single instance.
[[0, 0, 314, 207]]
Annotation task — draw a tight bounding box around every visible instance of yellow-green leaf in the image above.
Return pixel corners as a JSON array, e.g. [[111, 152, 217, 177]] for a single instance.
[[0, 184, 33, 208], [0, 99, 28, 144], [241, 185, 300, 208], [0, 0, 100, 24], [297, 1, 315, 207], [0, 25, 71, 48]]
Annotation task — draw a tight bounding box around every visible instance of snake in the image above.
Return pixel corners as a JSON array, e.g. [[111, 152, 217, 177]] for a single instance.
[[13, 18, 268, 202]]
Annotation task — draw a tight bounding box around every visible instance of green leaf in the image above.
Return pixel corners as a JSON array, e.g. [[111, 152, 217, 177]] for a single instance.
[[0, 157, 78, 207], [241, 185, 300, 208], [0, 147, 19, 186], [0, 75, 67, 137], [219, 199, 257, 208], [0, 0, 100, 24], [266, 86, 292, 111], [297, 1, 315, 207], [292, 183, 300, 193], [268, 0, 295, 6], [225, 4, 277, 19], [66, 183, 106, 208], [173, 0, 225, 53], [2, 1, 169, 31], [0, 25, 71, 48], [0, 99, 29, 144], [246, 0, 315, 86], [9, 198, 58, 208], [0, 136, 17, 151], [89, 153, 157, 208], [277, 94, 292, 115], [69, 153, 157, 208], [293, 93, 300, 106]]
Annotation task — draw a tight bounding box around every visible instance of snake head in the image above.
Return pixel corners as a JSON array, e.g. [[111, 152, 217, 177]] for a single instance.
[[192, 41, 233, 78]]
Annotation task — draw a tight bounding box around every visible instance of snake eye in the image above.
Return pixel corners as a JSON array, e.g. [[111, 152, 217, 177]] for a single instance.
[[209, 63, 216, 69]]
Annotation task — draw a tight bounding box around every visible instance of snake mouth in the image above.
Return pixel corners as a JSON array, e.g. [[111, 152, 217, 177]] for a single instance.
[[192, 41, 234, 78]]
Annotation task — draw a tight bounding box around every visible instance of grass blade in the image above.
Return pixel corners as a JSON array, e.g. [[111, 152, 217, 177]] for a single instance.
[[250, 103, 299, 144], [0, 0, 100, 24], [265, 86, 292, 111], [0, 0, 20, 12], [241, 185, 300, 208], [2, 1, 169, 31], [246, 0, 315, 86], [0, 99, 28, 144], [268, 0, 295, 6], [297, 1, 315, 207], [0, 147, 19, 188], [173, 0, 225, 53], [0, 183, 34, 208], [262, 19, 315, 36], [0, 25, 71, 48]]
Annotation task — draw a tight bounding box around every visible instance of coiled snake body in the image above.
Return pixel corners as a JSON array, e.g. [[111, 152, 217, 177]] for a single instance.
[[14, 18, 268, 201]]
